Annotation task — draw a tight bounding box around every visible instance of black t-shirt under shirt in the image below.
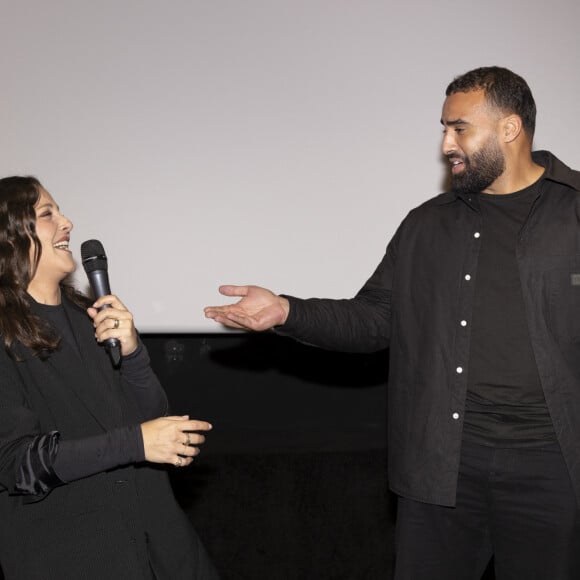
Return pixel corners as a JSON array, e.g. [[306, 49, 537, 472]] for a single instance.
[[463, 179, 556, 447]]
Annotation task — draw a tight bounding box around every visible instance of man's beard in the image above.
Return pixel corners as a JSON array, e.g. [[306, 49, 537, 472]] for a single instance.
[[450, 138, 505, 195]]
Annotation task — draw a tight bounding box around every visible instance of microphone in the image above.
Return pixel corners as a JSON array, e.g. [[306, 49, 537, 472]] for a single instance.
[[80, 239, 122, 368]]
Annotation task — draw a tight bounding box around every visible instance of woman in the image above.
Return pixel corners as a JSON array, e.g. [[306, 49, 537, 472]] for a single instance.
[[0, 176, 220, 579]]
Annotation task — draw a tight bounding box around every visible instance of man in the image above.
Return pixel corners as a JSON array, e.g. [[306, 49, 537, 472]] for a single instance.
[[204, 67, 580, 579]]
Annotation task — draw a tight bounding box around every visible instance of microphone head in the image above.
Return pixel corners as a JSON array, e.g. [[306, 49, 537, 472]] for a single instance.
[[81, 239, 108, 273]]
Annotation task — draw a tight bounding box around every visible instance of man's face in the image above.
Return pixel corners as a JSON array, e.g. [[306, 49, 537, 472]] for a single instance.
[[441, 89, 505, 195]]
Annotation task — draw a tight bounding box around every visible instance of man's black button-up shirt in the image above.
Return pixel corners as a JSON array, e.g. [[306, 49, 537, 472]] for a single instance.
[[280, 150, 580, 507]]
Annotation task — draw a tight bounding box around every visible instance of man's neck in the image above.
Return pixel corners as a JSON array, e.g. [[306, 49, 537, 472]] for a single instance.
[[484, 156, 545, 195]]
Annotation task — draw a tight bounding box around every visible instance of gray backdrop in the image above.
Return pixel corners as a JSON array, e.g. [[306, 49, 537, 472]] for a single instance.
[[2, 0, 579, 331]]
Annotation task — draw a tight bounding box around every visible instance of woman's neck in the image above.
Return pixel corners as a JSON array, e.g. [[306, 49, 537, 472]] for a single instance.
[[27, 282, 62, 305]]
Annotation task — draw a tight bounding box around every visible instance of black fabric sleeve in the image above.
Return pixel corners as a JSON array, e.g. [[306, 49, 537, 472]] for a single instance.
[[53, 424, 144, 483], [120, 340, 169, 418], [14, 425, 144, 500], [15, 431, 63, 496], [275, 230, 396, 354], [276, 287, 391, 354]]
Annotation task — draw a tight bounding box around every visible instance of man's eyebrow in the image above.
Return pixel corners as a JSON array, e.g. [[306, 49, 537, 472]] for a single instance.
[[440, 118, 469, 126]]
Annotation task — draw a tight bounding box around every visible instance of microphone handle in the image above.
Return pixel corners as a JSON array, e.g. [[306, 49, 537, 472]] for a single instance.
[[89, 270, 113, 300], [89, 270, 122, 367]]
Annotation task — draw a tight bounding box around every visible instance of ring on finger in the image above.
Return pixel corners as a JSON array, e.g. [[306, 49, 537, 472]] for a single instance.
[[113, 318, 120, 330]]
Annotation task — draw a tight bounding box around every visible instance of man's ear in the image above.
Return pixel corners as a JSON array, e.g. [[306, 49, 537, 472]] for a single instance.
[[502, 114, 523, 144]]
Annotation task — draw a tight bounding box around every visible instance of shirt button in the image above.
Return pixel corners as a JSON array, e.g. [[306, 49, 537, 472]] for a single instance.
[[456, 367, 463, 374], [452, 412, 460, 420], [465, 274, 471, 281], [474, 232, 480, 238], [460, 320, 467, 327]]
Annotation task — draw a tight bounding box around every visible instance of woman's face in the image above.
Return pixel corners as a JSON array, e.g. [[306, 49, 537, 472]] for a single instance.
[[28, 187, 75, 290]]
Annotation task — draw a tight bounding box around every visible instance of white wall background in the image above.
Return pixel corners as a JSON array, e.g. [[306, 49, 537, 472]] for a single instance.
[[1, 0, 579, 332]]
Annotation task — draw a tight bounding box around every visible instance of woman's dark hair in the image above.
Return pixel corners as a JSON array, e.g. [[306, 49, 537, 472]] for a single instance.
[[0, 175, 91, 358], [446, 66, 537, 140]]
